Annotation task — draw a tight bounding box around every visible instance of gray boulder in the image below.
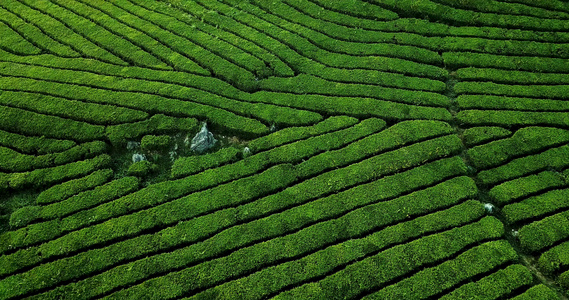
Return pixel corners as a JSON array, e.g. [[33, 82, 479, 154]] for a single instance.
[[132, 153, 146, 163], [190, 123, 217, 153]]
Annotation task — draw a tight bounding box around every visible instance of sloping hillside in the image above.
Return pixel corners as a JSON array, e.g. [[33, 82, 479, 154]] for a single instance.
[[0, 0, 568, 299]]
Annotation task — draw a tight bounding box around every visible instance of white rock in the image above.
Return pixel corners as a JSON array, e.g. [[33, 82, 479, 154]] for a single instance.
[[132, 153, 146, 163], [190, 123, 217, 153], [483, 203, 495, 214], [243, 147, 251, 156]]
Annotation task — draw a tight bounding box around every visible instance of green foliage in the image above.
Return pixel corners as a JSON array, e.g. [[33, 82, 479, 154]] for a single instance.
[[457, 68, 569, 85], [106, 114, 198, 147], [456, 81, 569, 100], [0, 90, 148, 125], [518, 210, 569, 252], [439, 264, 533, 300], [364, 242, 519, 299], [458, 95, 569, 112], [1, 0, 124, 64], [272, 218, 505, 300], [0, 105, 105, 142], [1, 0, 567, 298], [171, 147, 241, 178], [467, 127, 569, 169], [248, 116, 359, 152], [538, 241, 569, 274], [462, 126, 511, 147], [36, 169, 113, 204], [0, 141, 107, 172], [0, 129, 76, 155], [127, 161, 158, 177], [444, 52, 569, 73], [0, 154, 111, 194], [502, 189, 569, 224], [477, 145, 569, 186], [0, 21, 40, 55], [489, 171, 566, 206], [457, 110, 569, 128], [140, 135, 171, 152], [8, 205, 40, 229], [509, 284, 561, 300], [561, 271, 569, 290]]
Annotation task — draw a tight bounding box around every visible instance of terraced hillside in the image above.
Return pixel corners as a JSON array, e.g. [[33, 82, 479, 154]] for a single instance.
[[0, 0, 569, 299]]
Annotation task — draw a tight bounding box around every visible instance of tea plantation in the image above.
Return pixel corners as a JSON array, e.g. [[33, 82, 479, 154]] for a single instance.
[[1, 0, 569, 299]]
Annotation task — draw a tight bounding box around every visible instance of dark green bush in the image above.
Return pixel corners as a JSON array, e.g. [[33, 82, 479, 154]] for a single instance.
[[36, 169, 113, 204], [489, 171, 566, 206], [439, 264, 533, 300], [127, 161, 158, 177], [462, 126, 511, 147], [140, 135, 170, 152]]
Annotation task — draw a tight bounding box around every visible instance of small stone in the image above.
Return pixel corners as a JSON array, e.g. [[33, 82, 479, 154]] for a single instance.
[[127, 141, 140, 150], [243, 147, 251, 156], [169, 151, 177, 162], [190, 123, 217, 153], [511, 229, 519, 237], [483, 203, 495, 214], [132, 153, 146, 163]]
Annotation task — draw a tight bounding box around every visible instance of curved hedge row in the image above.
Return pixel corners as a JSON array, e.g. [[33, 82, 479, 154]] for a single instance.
[[36, 169, 114, 205], [0, 129, 76, 155], [0, 141, 107, 173], [0, 0, 124, 64], [2, 0, 569, 298]]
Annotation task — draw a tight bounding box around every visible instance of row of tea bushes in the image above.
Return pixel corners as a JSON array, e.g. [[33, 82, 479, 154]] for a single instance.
[[0, 154, 110, 192], [456, 68, 569, 85], [0, 0, 125, 65], [2, 160, 472, 298], [0, 120, 454, 257], [0, 91, 149, 125], [466, 127, 569, 170], [0, 62, 322, 130], [36, 169, 114, 205], [270, 219, 506, 300], [432, 0, 569, 19], [438, 264, 533, 300], [181, 0, 448, 79], [465, 125, 569, 293], [0, 105, 105, 142], [0, 129, 76, 156], [172, 118, 385, 178], [190, 200, 484, 299], [172, 116, 359, 178], [251, 0, 569, 59], [249, 91, 452, 122], [0, 7, 79, 57], [0, 141, 107, 173], [7, 176, 140, 230], [102, 0, 274, 79], [58, 181, 483, 300], [363, 245, 521, 299], [455, 82, 569, 100], [457, 110, 569, 128], [20, 0, 169, 70], [444, 52, 569, 73], [457, 95, 569, 112], [0, 20, 40, 55], [0, 120, 461, 297], [375, 0, 569, 31], [256, 74, 451, 107], [0, 118, 386, 256], [489, 171, 567, 206], [462, 126, 512, 147]]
